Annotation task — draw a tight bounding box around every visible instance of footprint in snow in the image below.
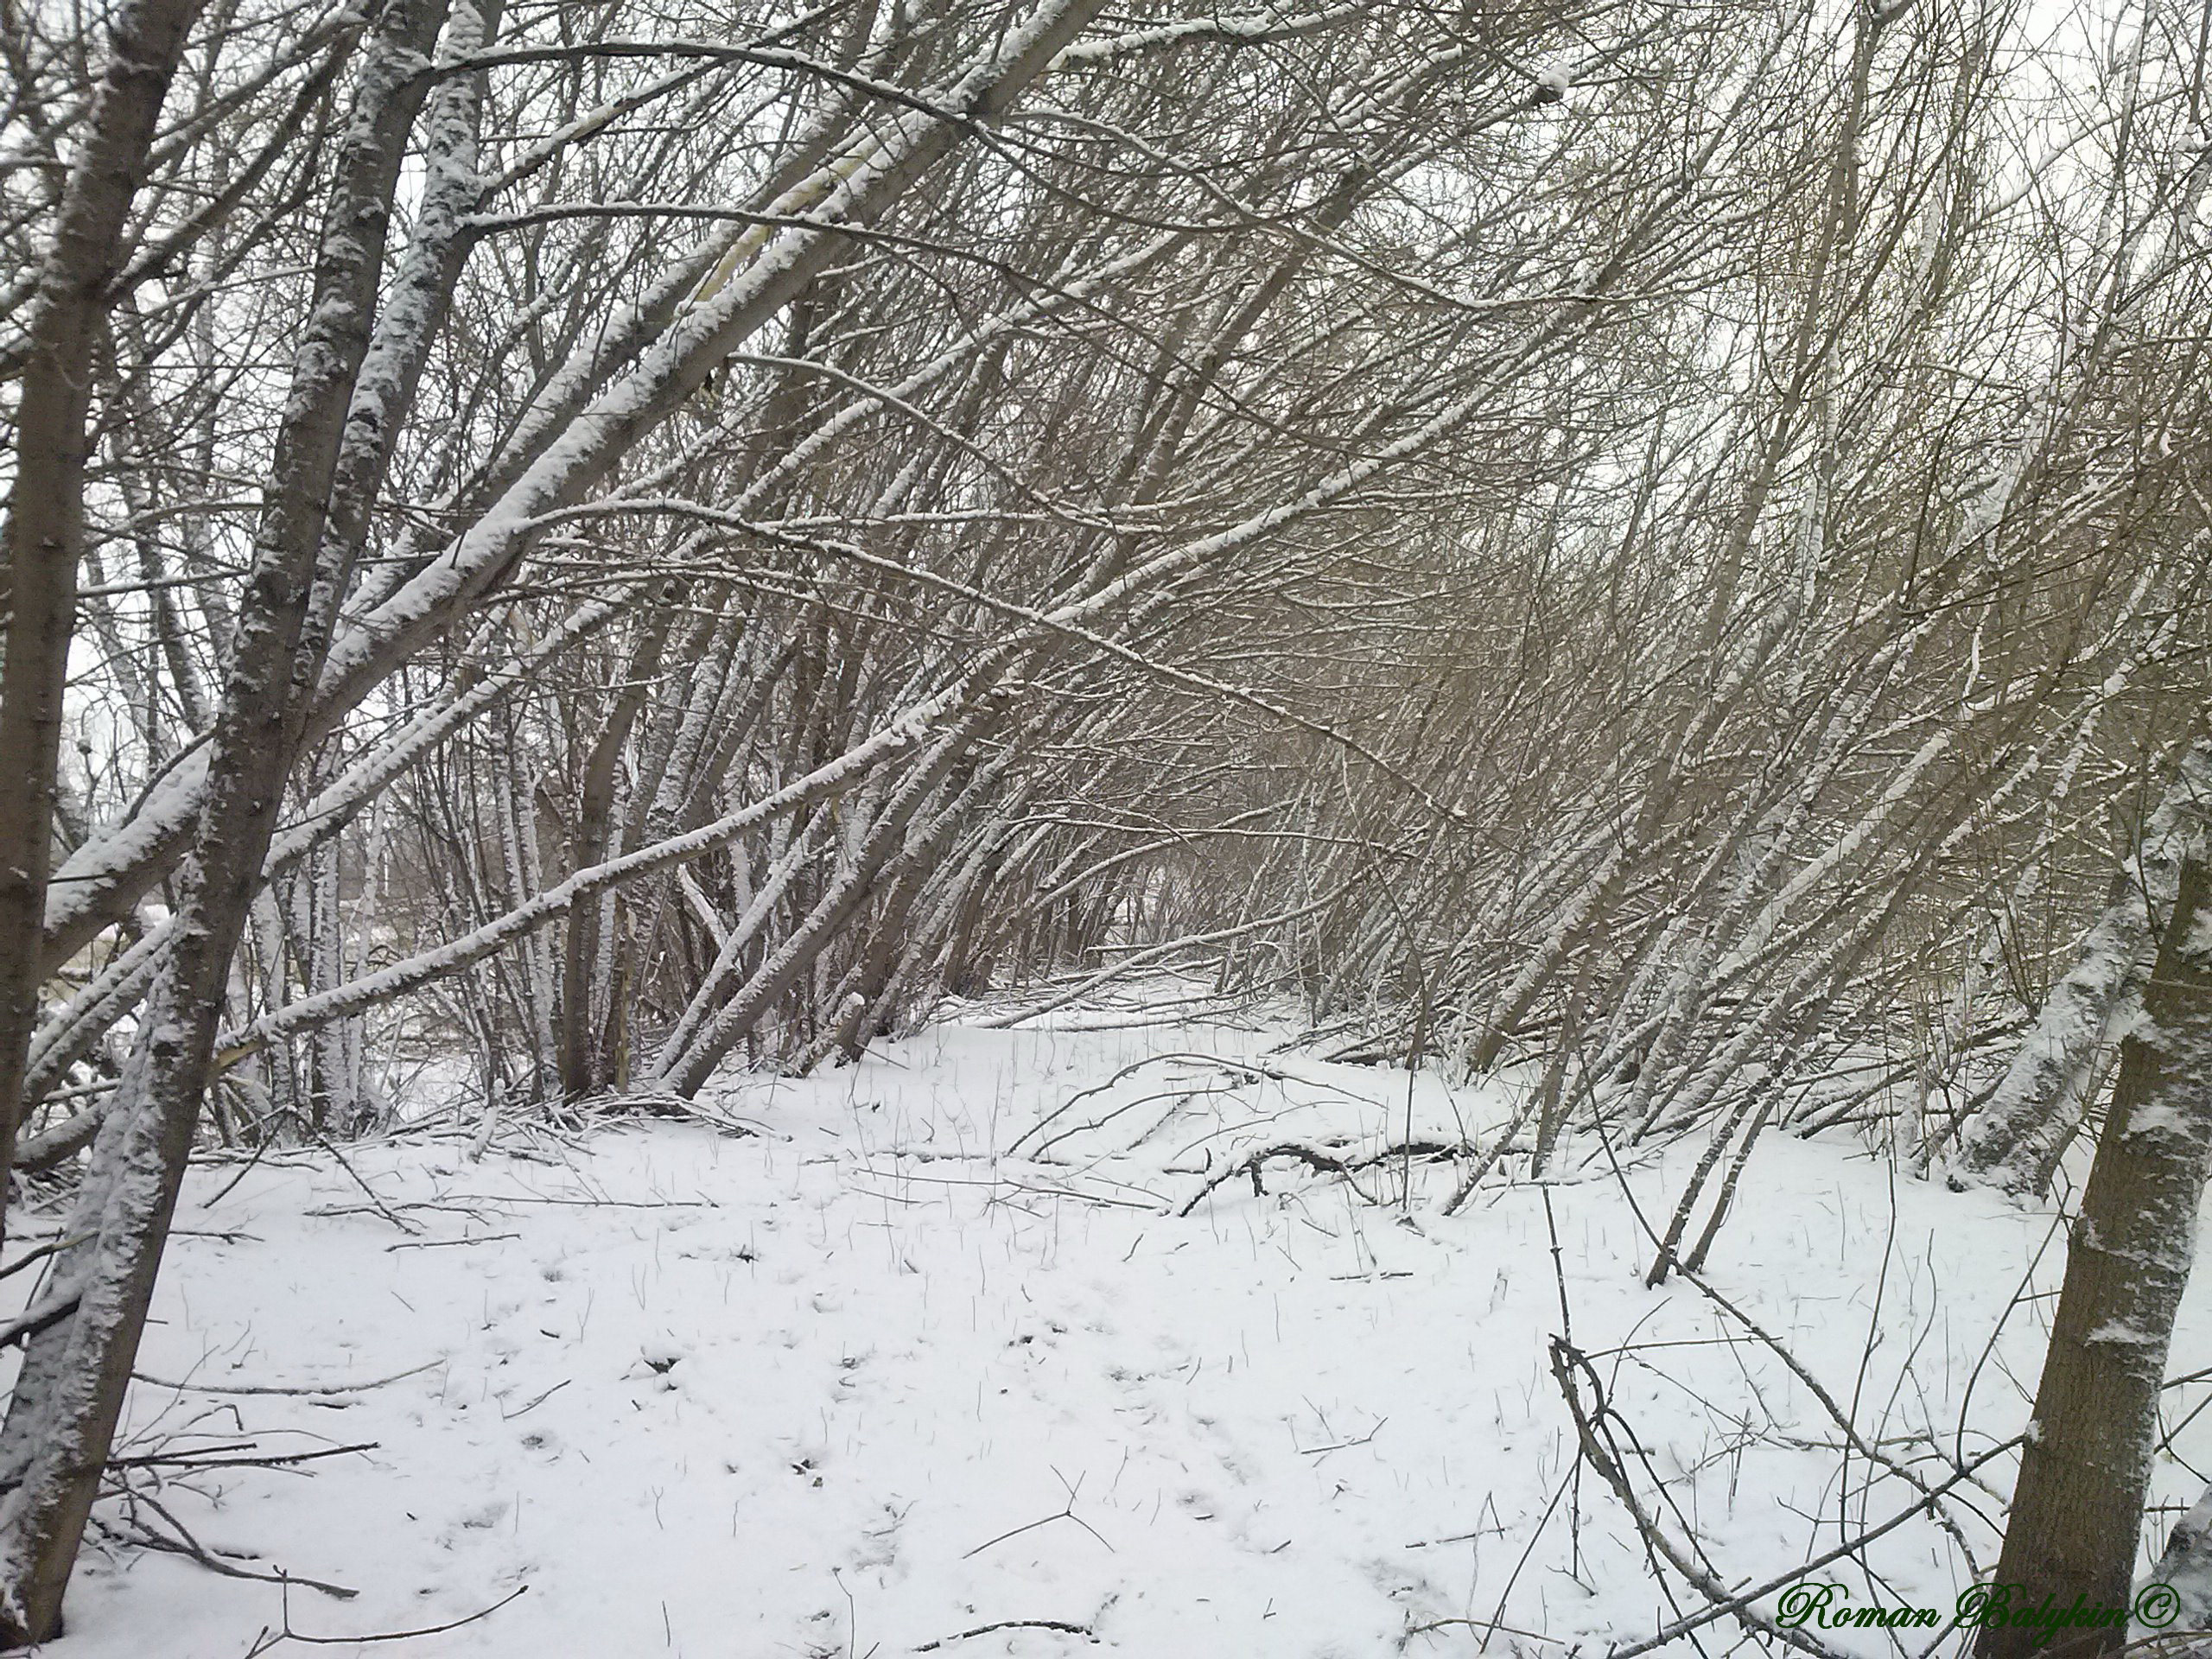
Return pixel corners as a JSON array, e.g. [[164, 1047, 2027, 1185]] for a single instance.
[[436, 1497, 511, 1547]]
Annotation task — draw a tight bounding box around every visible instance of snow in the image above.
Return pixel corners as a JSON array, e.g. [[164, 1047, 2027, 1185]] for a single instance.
[[2150, 1480, 2212, 1632], [21, 1005, 2212, 1657]]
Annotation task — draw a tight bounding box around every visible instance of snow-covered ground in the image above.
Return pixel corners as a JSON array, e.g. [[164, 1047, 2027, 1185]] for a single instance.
[[21, 1007, 2212, 1657]]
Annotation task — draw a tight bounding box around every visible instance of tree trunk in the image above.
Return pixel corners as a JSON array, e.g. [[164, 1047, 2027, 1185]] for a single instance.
[[1949, 737, 2212, 1194], [0, 0, 209, 1230], [1977, 852, 2212, 1659], [0, 0, 452, 1634], [561, 596, 677, 1096]]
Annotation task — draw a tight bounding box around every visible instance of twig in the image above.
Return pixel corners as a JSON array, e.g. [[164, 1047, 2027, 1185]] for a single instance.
[[97, 1495, 359, 1602], [1298, 1417, 1385, 1456], [914, 1618, 1096, 1649], [1473, 1458, 1579, 1647], [1177, 1139, 1462, 1217], [1663, 1263, 1989, 1575], [0, 1230, 91, 1280], [385, 1232, 521, 1251], [1550, 1335, 2024, 1659], [1585, 1108, 1992, 1570], [0, 1289, 80, 1350], [961, 1471, 1114, 1560], [199, 1130, 286, 1211], [107, 1439, 377, 1471], [133, 1359, 441, 1396], [310, 1132, 423, 1234], [1549, 1335, 1847, 1659], [500, 1379, 569, 1420], [245, 1581, 528, 1653], [1400, 1614, 1567, 1646], [1007, 1050, 1246, 1157], [311, 1194, 715, 1214]]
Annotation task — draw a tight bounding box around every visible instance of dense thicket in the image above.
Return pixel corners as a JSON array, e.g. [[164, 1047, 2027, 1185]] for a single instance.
[[5, 0, 2211, 1641]]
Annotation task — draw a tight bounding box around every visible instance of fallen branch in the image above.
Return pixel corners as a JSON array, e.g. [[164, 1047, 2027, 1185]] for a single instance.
[[915, 1618, 1096, 1649], [107, 1439, 377, 1472], [500, 1379, 569, 1421], [1549, 1335, 1847, 1659], [1298, 1416, 1385, 1457], [385, 1232, 521, 1251], [961, 1471, 1113, 1560], [94, 1497, 359, 1603], [244, 1581, 528, 1654], [1008, 1050, 1252, 1158], [1177, 1139, 1462, 1217], [1550, 1333, 2026, 1658], [132, 1359, 442, 1396]]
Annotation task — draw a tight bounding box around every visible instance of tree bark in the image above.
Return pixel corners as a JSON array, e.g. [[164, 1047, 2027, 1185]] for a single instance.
[[0, 0, 209, 1230], [561, 594, 678, 1096], [0, 0, 452, 1633], [1977, 853, 2212, 1659], [1951, 740, 2212, 1194]]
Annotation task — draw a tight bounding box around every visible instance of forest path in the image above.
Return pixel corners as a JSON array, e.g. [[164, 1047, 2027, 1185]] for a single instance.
[[22, 1009, 2185, 1657]]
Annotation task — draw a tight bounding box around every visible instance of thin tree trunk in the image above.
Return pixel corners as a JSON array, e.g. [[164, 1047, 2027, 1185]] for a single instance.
[[562, 596, 677, 1096]]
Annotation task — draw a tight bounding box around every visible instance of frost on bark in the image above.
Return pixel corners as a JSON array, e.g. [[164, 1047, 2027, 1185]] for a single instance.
[[1950, 737, 2212, 1196], [1977, 852, 2212, 1659]]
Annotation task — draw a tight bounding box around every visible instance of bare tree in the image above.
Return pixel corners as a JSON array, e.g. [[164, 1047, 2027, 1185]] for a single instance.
[[1979, 842, 2212, 1658]]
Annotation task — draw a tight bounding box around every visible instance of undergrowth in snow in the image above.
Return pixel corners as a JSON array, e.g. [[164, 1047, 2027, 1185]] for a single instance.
[[16, 1007, 2212, 1657]]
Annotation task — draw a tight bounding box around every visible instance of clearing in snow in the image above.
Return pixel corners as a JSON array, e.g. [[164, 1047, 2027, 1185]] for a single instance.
[[23, 1007, 2212, 1657]]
